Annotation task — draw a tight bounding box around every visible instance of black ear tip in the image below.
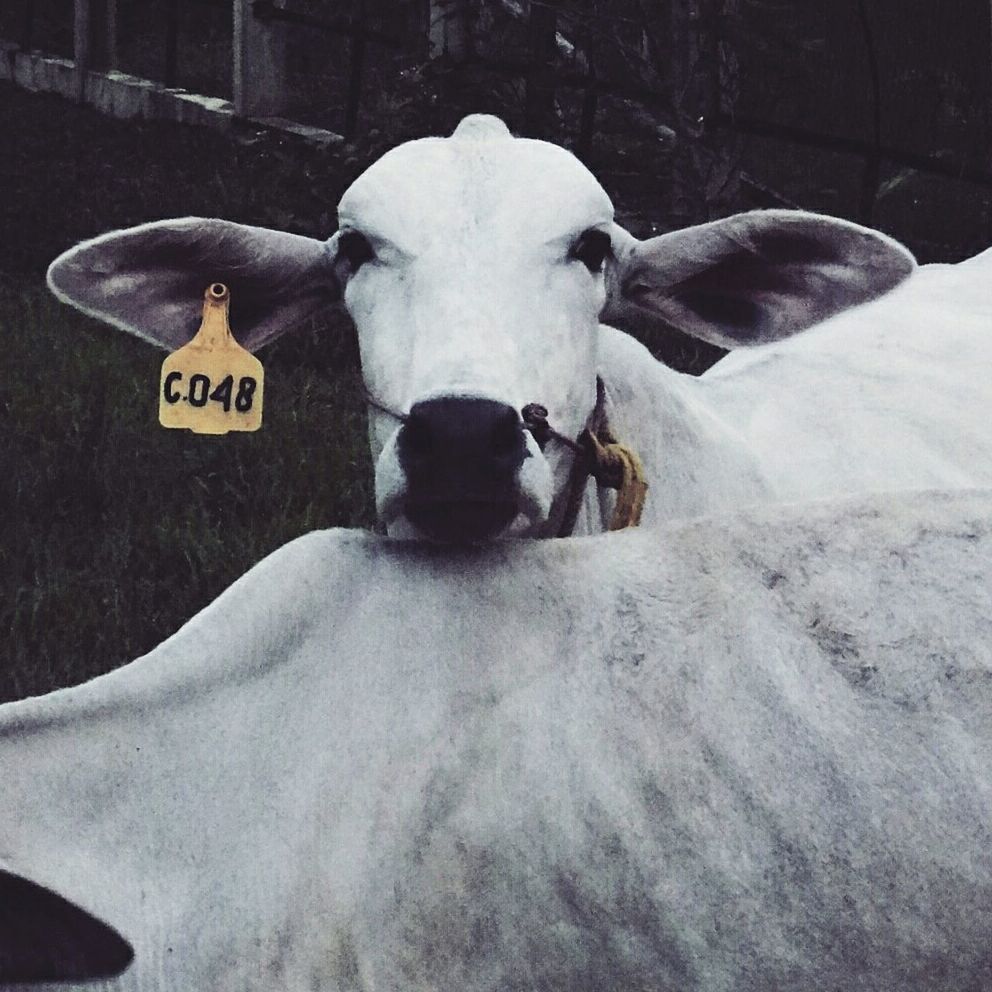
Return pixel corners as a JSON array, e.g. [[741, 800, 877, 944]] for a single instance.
[[0, 869, 135, 982]]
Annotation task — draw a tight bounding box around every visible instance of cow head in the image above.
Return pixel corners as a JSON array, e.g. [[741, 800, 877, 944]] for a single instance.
[[47, 115, 914, 542]]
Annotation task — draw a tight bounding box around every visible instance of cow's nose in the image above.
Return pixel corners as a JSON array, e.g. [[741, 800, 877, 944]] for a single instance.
[[398, 397, 528, 542]]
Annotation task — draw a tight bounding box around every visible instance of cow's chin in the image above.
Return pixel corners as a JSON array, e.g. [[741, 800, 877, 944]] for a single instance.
[[405, 499, 520, 543]]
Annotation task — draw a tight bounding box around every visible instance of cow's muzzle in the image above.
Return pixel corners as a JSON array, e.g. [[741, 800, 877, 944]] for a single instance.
[[395, 396, 532, 542]]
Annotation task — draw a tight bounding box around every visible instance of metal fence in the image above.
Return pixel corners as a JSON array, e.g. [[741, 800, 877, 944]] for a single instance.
[[3, 0, 992, 259]]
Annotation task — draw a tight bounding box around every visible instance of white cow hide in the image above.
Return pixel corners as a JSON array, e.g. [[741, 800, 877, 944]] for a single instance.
[[2, 489, 991, 990]]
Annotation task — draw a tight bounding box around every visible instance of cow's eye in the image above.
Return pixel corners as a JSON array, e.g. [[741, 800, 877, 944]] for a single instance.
[[337, 230, 376, 273], [569, 229, 612, 273]]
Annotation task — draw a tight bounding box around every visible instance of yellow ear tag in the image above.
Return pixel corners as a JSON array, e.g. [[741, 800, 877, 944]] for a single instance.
[[159, 283, 264, 435]]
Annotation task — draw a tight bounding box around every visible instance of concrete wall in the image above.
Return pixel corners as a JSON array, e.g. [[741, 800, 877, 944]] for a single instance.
[[0, 0, 342, 146]]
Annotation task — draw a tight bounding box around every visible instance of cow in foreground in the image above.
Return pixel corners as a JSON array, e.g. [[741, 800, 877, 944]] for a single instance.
[[46, 115, 992, 541], [2, 490, 992, 990]]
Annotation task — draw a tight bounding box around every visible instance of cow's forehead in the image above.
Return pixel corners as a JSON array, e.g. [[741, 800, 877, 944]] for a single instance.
[[338, 118, 614, 253]]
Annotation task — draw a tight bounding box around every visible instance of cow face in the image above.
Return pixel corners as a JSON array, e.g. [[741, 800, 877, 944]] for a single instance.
[[331, 116, 613, 540], [46, 116, 915, 543]]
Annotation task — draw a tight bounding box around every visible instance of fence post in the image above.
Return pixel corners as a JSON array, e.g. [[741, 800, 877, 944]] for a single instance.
[[105, 0, 117, 69], [344, 9, 367, 138], [428, 0, 472, 61], [164, 0, 179, 87], [234, 0, 291, 117], [855, 0, 881, 224], [668, 0, 742, 224], [21, 0, 35, 50], [524, 1, 557, 137], [577, 55, 598, 159], [74, 0, 91, 102]]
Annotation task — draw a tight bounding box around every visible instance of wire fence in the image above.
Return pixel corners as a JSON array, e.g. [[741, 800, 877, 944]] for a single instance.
[[3, 0, 992, 259]]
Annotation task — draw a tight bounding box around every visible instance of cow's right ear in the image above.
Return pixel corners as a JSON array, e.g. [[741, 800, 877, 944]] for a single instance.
[[603, 210, 916, 349], [47, 218, 343, 352]]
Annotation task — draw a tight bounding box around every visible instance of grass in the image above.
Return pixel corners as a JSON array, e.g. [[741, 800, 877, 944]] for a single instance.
[[1, 81, 386, 701], [0, 274, 372, 702]]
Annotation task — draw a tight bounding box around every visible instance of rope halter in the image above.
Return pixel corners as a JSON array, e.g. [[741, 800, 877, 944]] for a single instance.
[[522, 377, 648, 536]]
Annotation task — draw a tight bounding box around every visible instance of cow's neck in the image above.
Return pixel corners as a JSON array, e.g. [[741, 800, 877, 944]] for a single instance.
[[559, 327, 771, 535]]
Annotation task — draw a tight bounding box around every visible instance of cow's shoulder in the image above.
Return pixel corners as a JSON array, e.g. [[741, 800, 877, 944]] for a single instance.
[[0, 529, 383, 731]]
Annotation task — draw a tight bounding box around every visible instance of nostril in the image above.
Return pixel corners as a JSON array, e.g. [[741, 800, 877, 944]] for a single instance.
[[491, 408, 522, 456], [402, 413, 432, 455]]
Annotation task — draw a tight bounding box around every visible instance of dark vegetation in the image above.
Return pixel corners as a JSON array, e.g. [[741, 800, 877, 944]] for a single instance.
[[1, 86, 378, 701], [1, 0, 991, 699]]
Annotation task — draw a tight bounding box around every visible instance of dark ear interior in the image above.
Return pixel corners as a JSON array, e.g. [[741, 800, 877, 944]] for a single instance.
[[0, 870, 134, 982], [47, 218, 340, 352], [603, 211, 916, 349]]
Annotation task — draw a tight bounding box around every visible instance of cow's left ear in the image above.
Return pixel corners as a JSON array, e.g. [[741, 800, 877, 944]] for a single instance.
[[48, 218, 342, 352], [603, 210, 916, 348]]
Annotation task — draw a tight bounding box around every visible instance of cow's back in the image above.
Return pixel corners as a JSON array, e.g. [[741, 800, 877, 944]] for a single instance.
[[4, 492, 991, 991]]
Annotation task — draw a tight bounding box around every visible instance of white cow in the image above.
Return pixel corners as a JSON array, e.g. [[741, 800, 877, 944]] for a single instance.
[[2, 490, 991, 990], [8, 117, 991, 989], [46, 114, 992, 542]]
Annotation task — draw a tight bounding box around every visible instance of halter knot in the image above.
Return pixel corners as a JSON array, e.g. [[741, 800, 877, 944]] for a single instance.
[[521, 378, 648, 535]]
